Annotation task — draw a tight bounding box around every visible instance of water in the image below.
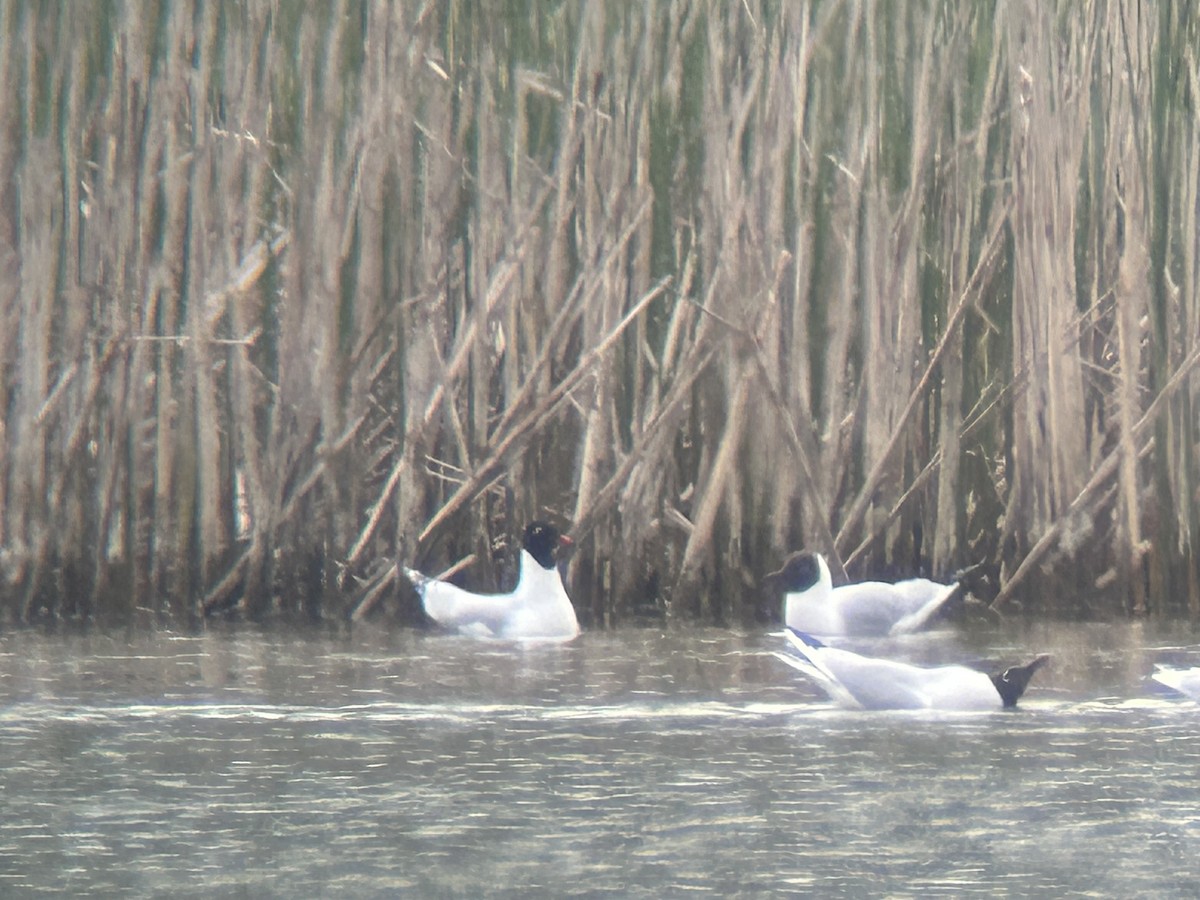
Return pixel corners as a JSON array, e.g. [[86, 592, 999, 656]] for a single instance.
[[1, 621, 1199, 897]]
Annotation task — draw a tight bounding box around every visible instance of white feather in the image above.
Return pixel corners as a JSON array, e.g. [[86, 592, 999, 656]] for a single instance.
[[1151, 665, 1200, 700], [784, 553, 961, 637], [405, 549, 579, 642], [775, 628, 1006, 710]]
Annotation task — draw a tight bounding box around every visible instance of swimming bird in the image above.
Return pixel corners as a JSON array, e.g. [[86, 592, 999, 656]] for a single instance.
[[766, 551, 961, 637], [773, 627, 1049, 710], [403, 521, 579, 641], [1150, 665, 1200, 700]]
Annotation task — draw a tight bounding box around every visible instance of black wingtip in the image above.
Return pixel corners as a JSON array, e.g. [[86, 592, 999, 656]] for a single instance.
[[785, 626, 826, 650], [990, 654, 1050, 708]]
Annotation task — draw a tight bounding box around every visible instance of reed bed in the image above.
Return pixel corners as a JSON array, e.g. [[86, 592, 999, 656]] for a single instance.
[[1, 0, 1199, 628]]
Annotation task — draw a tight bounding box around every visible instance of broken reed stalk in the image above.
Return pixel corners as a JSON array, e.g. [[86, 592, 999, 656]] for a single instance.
[[200, 411, 370, 614], [834, 193, 1013, 558], [748, 340, 846, 580], [344, 181, 560, 569], [416, 276, 671, 548], [492, 196, 655, 444], [677, 372, 752, 585], [836, 194, 1041, 571], [845, 366, 1018, 570], [992, 345, 1200, 610], [569, 343, 718, 546]]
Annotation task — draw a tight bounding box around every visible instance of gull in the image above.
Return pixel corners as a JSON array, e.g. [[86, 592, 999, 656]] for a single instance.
[[404, 521, 579, 641], [766, 551, 961, 637], [774, 627, 1049, 710]]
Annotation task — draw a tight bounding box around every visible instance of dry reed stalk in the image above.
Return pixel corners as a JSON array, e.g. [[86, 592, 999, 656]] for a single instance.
[[8, 18, 59, 614], [350, 563, 399, 623], [490, 196, 653, 445], [57, 48, 85, 550], [1114, 141, 1150, 614], [570, 340, 718, 545], [929, 6, 1007, 575], [416, 275, 670, 548], [993, 345, 1200, 609], [749, 341, 845, 578], [6, 2, 1200, 625], [846, 358, 1035, 571], [931, 262, 965, 575], [837, 196, 1013, 561], [676, 370, 751, 606], [344, 182, 559, 568], [1181, 45, 1200, 616], [146, 6, 198, 619], [188, 4, 229, 611], [999, 0, 1095, 585], [1158, 5, 1200, 616], [848, 5, 940, 568], [0, 6, 16, 565], [568, 261, 709, 618], [572, 293, 618, 574], [567, 8, 623, 587], [118, 10, 167, 622], [203, 411, 369, 615]]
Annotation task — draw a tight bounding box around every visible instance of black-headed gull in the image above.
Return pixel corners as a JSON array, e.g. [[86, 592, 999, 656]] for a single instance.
[[774, 627, 1049, 710], [1151, 665, 1200, 700], [766, 551, 961, 637], [404, 521, 579, 641]]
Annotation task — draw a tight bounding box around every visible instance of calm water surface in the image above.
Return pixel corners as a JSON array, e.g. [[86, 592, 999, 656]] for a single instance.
[[1, 621, 1199, 897]]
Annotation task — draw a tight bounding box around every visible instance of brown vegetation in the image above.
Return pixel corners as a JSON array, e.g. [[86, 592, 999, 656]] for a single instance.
[[1, 1, 1199, 627]]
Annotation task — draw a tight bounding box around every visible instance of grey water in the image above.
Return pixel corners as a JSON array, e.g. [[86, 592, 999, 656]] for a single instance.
[[1, 621, 1199, 897]]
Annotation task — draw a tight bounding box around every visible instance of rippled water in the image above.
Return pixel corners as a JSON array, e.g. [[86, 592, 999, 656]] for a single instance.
[[2, 621, 1200, 896]]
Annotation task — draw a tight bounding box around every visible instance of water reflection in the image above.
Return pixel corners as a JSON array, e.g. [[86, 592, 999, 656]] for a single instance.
[[0, 622, 1198, 895]]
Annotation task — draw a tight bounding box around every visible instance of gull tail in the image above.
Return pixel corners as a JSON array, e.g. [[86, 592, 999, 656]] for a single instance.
[[990, 654, 1051, 707]]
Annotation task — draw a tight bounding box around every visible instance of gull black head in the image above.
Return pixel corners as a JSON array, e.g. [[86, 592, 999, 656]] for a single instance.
[[989, 654, 1050, 708], [522, 521, 573, 569], [764, 552, 823, 593]]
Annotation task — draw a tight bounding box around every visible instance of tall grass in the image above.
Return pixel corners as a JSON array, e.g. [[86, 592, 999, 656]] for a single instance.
[[1, 0, 1199, 627]]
